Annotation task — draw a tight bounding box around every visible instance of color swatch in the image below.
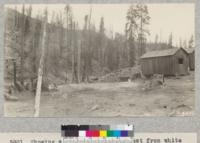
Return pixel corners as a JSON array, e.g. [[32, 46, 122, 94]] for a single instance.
[[61, 125, 134, 138]]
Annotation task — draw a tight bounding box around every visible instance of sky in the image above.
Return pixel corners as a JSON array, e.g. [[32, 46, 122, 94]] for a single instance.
[[5, 4, 194, 46]]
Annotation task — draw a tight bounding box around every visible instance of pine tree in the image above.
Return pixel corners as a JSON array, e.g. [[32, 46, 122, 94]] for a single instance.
[[136, 4, 150, 56], [126, 5, 138, 66], [126, 4, 150, 66]]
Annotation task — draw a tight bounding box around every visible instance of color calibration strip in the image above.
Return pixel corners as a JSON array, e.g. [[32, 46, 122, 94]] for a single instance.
[[61, 125, 134, 138]]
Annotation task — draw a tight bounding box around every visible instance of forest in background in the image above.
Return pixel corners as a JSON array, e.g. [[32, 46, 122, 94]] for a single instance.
[[4, 4, 194, 89]]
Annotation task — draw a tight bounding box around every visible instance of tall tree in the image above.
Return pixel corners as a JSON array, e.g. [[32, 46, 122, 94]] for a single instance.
[[168, 32, 173, 48], [32, 14, 42, 78], [65, 5, 73, 52], [55, 12, 65, 58], [98, 17, 105, 67], [179, 38, 182, 47], [72, 21, 80, 83], [77, 29, 81, 83], [183, 39, 187, 48], [81, 15, 88, 82], [136, 4, 150, 56], [87, 8, 93, 81], [34, 8, 48, 117], [188, 35, 194, 48], [81, 8, 93, 82], [64, 4, 73, 81], [29, 13, 42, 90], [155, 34, 159, 44], [19, 4, 26, 85], [126, 5, 138, 66]]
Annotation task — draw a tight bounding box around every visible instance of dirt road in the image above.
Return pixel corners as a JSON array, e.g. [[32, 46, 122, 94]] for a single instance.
[[4, 73, 194, 117]]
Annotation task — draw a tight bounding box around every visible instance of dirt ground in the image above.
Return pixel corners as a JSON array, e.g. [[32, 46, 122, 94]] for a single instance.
[[4, 72, 194, 117]]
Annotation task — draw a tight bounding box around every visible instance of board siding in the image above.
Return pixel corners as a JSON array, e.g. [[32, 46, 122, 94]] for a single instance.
[[189, 52, 195, 70]]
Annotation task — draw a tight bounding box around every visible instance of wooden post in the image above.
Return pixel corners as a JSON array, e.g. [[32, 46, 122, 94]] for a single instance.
[[34, 8, 48, 117]]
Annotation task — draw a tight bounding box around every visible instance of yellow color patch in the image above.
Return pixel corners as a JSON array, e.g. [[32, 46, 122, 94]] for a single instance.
[[100, 130, 107, 137]]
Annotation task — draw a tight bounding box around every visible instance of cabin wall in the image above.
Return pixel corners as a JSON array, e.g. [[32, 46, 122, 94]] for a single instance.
[[141, 56, 174, 76], [173, 49, 189, 75], [189, 52, 195, 70]]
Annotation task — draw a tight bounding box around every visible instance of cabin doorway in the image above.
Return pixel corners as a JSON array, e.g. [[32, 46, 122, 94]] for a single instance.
[[177, 57, 185, 75]]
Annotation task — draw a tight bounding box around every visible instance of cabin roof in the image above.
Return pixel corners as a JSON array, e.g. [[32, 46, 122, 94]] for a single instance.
[[184, 48, 194, 54], [141, 48, 187, 59]]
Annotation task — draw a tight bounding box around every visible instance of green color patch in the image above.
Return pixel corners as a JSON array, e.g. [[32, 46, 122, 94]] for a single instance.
[[107, 130, 114, 137]]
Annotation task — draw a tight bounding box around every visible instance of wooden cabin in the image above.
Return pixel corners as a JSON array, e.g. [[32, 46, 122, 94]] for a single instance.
[[140, 48, 189, 76], [184, 48, 195, 70]]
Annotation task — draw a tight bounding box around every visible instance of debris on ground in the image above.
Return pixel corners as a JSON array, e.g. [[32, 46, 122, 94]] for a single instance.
[[99, 65, 142, 82], [90, 104, 99, 111], [31, 74, 60, 92], [15, 81, 25, 91], [169, 104, 192, 116], [142, 74, 164, 91], [4, 84, 19, 101], [4, 94, 18, 101], [62, 93, 68, 99], [4, 71, 194, 117]]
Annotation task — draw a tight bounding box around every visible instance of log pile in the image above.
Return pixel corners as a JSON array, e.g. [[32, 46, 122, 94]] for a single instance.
[[99, 65, 142, 82]]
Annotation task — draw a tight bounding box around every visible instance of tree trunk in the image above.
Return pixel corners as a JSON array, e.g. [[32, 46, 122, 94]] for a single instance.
[[77, 40, 81, 83], [20, 6, 25, 85], [71, 21, 75, 83], [85, 8, 92, 82], [34, 9, 48, 117], [13, 61, 16, 87]]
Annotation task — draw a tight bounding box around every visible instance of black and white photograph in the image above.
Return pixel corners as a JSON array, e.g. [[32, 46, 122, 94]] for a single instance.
[[4, 3, 195, 117]]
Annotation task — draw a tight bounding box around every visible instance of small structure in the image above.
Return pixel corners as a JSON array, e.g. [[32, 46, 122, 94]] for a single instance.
[[140, 48, 189, 76], [184, 48, 195, 70]]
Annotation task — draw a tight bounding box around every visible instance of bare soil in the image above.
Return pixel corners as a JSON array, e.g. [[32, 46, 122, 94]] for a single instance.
[[4, 72, 194, 117]]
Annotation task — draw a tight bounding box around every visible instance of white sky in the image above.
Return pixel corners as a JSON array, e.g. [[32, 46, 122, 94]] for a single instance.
[[5, 4, 194, 46]]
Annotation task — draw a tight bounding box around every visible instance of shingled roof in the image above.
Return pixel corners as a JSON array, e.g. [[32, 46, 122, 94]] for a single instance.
[[141, 48, 187, 59]]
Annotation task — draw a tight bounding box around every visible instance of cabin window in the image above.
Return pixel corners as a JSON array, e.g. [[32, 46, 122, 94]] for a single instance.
[[178, 58, 183, 64]]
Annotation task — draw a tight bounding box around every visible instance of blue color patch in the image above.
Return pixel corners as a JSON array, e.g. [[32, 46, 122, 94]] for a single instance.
[[113, 130, 121, 137]]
